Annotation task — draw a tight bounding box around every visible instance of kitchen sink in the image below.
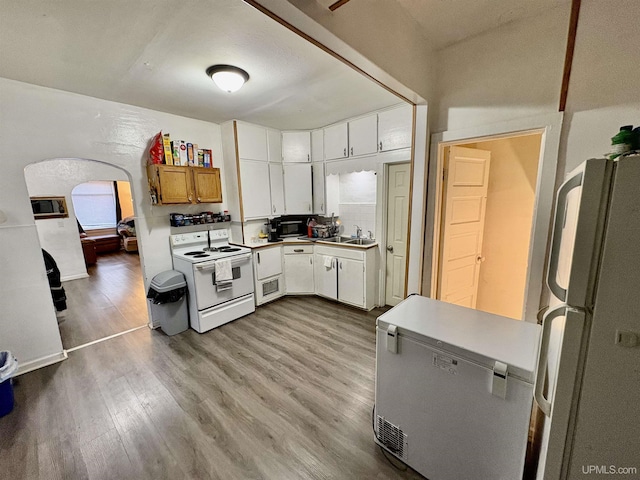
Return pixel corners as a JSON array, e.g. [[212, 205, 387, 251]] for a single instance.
[[321, 236, 352, 243], [345, 238, 376, 246]]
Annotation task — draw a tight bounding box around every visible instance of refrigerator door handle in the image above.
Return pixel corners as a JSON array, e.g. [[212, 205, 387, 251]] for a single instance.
[[547, 172, 583, 302], [534, 304, 567, 416]]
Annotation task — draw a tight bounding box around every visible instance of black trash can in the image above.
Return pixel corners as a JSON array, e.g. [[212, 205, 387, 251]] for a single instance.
[[0, 351, 18, 418], [146, 270, 188, 336]]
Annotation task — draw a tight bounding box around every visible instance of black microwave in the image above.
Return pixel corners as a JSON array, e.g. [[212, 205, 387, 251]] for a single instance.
[[274, 217, 306, 238]]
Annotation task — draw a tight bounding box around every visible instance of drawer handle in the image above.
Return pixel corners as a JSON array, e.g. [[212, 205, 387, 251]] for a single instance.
[[294, 249, 304, 253]]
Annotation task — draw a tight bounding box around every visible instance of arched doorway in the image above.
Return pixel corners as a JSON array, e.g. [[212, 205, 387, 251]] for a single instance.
[[24, 158, 148, 350]]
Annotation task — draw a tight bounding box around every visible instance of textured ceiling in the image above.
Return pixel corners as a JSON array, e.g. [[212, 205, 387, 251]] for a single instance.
[[0, 0, 401, 130], [0, 0, 569, 130]]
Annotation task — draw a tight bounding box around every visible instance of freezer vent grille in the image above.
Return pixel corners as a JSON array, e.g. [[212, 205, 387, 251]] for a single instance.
[[376, 416, 407, 460], [262, 278, 279, 296]]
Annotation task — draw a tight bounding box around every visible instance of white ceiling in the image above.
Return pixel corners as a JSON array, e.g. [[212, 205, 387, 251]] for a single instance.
[[323, 0, 570, 50], [0, 0, 569, 130]]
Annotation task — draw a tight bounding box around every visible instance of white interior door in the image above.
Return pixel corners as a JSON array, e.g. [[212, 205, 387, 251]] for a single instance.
[[385, 162, 411, 306], [437, 146, 491, 308]]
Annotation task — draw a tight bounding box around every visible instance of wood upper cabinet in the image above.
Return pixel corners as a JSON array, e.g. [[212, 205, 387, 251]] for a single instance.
[[282, 131, 311, 163], [378, 104, 413, 152], [348, 114, 378, 156], [192, 167, 222, 203], [147, 164, 222, 205]]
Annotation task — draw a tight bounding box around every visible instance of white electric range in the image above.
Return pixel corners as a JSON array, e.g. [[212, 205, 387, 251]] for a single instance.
[[170, 229, 254, 333]]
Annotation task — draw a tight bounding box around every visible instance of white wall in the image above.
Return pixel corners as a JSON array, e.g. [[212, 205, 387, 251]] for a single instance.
[[0, 78, 226, 373], [560, 0, 640, 174], [433, 4, 570, 134], [25, 159, 130, 280]]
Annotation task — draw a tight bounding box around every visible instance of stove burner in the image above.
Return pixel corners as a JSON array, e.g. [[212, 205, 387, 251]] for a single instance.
[[193, 254, 210, 258], [185, 251, 206, 256]]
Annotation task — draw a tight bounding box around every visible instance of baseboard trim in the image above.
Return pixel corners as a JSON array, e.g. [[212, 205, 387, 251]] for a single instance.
[[61, 272, 89, 282], [16, 350, 68, 376]]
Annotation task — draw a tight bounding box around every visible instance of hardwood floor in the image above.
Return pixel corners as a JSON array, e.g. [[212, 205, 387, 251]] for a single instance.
[[59, 251, 148, 349], [0, 296, 422, 480]]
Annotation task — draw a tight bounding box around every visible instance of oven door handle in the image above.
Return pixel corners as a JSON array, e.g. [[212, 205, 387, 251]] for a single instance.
[[194, 253, 252, 271]]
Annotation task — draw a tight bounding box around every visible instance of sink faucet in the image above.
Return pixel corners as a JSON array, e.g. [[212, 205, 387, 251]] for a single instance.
[[354, 225, 362, 239]]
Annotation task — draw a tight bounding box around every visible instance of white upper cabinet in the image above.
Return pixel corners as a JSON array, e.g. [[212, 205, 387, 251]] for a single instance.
[[269, 163, 285, 216], [239, 160, 271, 219], [236, 122, 268, 161], [323, 122, 349, 160], [312, 162, 325, 215], [348, 113, 378, 157], [283, 163, 312, 215], [282, 131, 311, 163], [311, 129, 324, 162], [267, 128, 282, 163], [378, 104, 413, 152]]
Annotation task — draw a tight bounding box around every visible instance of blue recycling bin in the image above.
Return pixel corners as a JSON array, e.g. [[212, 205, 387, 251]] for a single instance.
[[0, 351, 18, 417]]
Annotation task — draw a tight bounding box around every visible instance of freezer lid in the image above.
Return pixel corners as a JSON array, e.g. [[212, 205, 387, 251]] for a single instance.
[[377, 295, 541, 382], [546, 158, 613, 308]]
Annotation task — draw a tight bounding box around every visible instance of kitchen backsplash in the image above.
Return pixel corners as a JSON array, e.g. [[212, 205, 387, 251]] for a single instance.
[[338, 203, 375, 238]]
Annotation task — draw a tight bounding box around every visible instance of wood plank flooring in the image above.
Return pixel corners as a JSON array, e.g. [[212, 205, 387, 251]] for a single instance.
[[0, 296, 423, 480], [59, 251, 148, 349]]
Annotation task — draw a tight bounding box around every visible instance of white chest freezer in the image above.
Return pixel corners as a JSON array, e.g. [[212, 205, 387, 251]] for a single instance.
[[374, 295, 541, 480]]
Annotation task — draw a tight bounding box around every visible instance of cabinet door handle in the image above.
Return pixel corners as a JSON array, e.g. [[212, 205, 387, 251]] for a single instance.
[[343, 148, 346, 157], [273, 205, 276, 213], [307, 154, 310, 162], [379, 141, 383, 151], [350, 147, 353, 156], [310, 257, 312, 264], [257, 252, 260, 264], [308, 204, 311, 212], [320, 203, 323, 211], [339, 261, 342, 270]]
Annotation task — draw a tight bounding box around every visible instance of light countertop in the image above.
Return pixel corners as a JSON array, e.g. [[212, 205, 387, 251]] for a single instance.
[[235, 237, 378, 250]]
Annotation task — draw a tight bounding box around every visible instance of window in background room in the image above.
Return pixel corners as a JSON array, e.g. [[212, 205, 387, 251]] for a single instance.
[[71, 181, 117, 229]]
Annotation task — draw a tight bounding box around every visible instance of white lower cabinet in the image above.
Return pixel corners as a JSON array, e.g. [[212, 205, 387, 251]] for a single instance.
[[314, 245, 376, 310], [337, 257, 365, 307], [253, 245, 285, 305], [284, 245, 314, 294]]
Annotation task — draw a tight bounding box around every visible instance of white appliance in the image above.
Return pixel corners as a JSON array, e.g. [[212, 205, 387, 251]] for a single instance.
[[171, 229, 255, 333], [534, 155, 640, 479], [374, 295, 541, 480], [253, 246, 285, 306]]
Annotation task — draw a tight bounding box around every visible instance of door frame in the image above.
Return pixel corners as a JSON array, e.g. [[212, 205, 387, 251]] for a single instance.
[[423, 112, 563, 323]]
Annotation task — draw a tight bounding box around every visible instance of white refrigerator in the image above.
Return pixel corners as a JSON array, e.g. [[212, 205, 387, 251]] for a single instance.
[[374, 295, 541, 480], [534, 155, 640, 479]]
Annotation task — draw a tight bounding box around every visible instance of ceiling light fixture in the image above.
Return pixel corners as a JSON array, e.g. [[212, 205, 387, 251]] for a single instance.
[[206, 65, 249, 93]]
